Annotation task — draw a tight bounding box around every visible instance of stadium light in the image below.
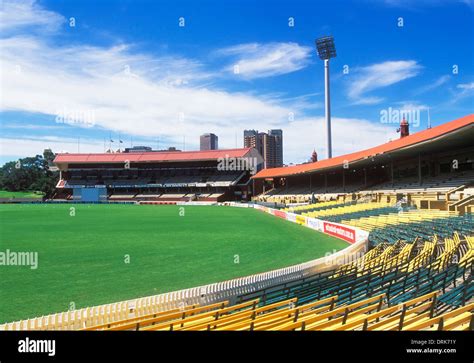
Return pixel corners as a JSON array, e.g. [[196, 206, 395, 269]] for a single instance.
[[315, 35, 336, 159]]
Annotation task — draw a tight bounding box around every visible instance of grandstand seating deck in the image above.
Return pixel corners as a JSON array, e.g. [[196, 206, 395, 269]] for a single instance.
[[284, 200, 353, 214], [83, 284, 472, 331], [361, 170, 474, 194], [254, 170, 474, 204], [233, 229, 472, 312], [301, 202, 396, 220], [339, 211, 472, 245]]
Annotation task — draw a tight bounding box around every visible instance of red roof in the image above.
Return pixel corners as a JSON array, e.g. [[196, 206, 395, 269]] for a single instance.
[[253, 114, 474, 179], [54, 148, 253, 164]]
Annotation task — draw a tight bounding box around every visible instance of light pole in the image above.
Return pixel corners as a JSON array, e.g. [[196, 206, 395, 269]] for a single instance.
[[315, 36, 336, 159]]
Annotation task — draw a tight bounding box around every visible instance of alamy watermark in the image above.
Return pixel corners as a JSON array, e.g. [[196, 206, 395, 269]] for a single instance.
[[380, 107, 420, 128], [217, 155, 261, 175], [55, 107, 95, 127], [18, 338, 55, 356], [324, 249, 365, 267], [0, 249, 38, 269]]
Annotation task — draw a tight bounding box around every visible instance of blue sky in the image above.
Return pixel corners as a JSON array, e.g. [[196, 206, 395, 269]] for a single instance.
[[1, 0, 473, 165]]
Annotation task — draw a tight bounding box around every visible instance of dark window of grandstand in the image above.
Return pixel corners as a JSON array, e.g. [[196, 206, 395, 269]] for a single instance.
[[440, 163, 452, 173]]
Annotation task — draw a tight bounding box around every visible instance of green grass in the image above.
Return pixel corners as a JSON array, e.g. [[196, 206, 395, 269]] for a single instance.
[[0, 190, 43, 199], [0, 204, 348, 323]]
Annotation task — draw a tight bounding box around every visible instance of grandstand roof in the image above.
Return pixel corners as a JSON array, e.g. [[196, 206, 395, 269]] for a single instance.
[[253, 114, 474, 179], [54, 148, 253, 165]]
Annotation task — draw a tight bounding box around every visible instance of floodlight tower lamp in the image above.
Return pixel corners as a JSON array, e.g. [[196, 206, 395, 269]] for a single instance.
[[315, 35, 336, 159]]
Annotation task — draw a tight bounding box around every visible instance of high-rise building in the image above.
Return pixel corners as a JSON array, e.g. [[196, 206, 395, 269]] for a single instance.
[[267, 129, 283, 168], [200, 133, 218, 150], [244, 130, 262, 155], [243, 129, 283, 168]]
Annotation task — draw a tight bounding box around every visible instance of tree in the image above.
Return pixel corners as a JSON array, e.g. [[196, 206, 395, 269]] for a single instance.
[[0, 150, 58, 198], [43, 148, 55, 165]]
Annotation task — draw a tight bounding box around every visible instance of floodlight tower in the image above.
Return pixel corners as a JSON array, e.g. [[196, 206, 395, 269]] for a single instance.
[[315, 36, 336, 159]]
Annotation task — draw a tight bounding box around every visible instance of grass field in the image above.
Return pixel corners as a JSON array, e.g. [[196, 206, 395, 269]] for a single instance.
[[0, 190, 43, 199], [0, 204, 348, 323]]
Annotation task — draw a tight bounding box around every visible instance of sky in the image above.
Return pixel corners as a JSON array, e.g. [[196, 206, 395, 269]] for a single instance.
[[1, 0, 473, 166]]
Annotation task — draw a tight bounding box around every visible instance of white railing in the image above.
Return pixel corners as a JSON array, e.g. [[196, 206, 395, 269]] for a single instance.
[[0, 203, 369, 330]]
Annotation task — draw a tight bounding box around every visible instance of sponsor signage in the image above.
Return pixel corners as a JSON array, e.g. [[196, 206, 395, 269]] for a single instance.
[[273, 210, 287, 219], [295, 215, 307, 225], [250, 205, 365, 246], [286, 213, 297, 222], [323, 222, 356, 244], [306, 218, 321, 231], [223, 202, 248, 208]]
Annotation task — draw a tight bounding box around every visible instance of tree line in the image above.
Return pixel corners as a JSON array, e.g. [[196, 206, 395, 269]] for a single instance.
[[0, 149, 58, 199]]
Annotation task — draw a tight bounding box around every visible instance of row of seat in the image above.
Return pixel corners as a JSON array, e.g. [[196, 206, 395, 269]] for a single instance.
[[285, 201, 469, 249], [254, 171, 474, 203], [283, 200, 349, 213], [83, 291, 472, 331], [339, 211, 471, 245], [301, 202, 395, 220], [234, 232, 472, 317]]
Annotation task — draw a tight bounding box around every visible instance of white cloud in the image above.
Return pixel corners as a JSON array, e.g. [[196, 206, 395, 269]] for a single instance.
[[282, 117, 399, 163], [0, 0, 65, 33], [442, 82, 474, 105], [1, 123, 66, 131], [396, 101, 429, 112], [348, 60, 422, 105], [415, 75, 450, 94], [0, 136, 104, 158], [1, 38, 289, 127], [351, 96, 384, 106], [457, 82, 474, 90], [218, 42, 312, 79], [0, 2, 291, 151]]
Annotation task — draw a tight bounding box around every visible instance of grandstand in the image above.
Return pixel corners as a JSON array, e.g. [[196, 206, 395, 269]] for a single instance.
[[252, 115, 474, 214], [53, 148, 262, 202]]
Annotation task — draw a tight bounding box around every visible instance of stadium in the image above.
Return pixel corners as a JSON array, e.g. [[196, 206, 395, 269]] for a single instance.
[[52, 147, 262, 203], [1, 114, 472, 332]]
